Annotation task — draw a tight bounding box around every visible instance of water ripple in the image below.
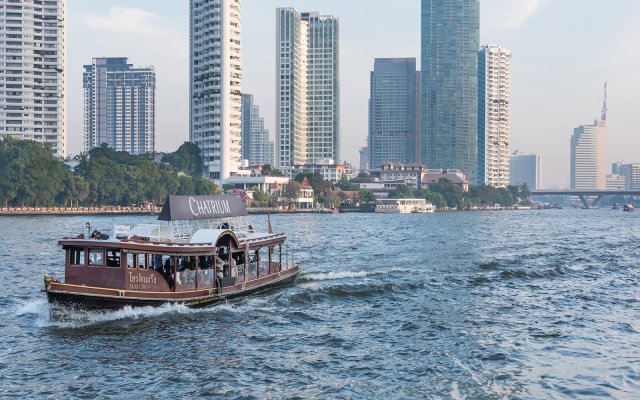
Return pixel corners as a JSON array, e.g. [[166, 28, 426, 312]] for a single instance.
[[0, 210, 639, 398]]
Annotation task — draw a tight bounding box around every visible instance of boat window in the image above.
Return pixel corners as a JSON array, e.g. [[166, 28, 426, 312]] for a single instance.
[[151, 254, 163, 271], [88, 248, 104, 267], [257, 247, 267, 277], [127, 253, 135, 269], [136, 254, 148, 269], [106, 249, 121, 268], [69, 247, 85, 266]]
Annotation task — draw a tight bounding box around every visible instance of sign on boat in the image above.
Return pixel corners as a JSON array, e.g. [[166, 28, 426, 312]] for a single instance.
[[43, 195, 301, 313]]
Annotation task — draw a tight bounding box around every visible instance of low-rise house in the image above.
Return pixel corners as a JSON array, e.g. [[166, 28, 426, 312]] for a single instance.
[[224, 175, 290, 193], [359, 179, 415, 198], [422, 169, 469, 192], [290, 158, 352, 183]]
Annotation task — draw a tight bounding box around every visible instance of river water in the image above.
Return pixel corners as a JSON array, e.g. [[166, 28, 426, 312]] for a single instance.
[[1, 210, 639, 398]]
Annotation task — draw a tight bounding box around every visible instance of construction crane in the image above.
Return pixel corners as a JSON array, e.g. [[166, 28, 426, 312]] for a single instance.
[[601, 81, 608, 122]]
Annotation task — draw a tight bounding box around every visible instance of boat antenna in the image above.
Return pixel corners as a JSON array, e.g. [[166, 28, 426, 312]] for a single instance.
[[601, 81, 607, 122], [267, 209, 273, 234]]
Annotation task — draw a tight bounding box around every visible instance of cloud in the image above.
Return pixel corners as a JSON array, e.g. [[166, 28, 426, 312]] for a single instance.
[[82, 6, 165, 36], [485, 0, 546, 30]]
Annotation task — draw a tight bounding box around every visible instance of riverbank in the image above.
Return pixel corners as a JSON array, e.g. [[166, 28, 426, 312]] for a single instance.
[[0, 205, 161, 216], [0, 206, 338, 216]]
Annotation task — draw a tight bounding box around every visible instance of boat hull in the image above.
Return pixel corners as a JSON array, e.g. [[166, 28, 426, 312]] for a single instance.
[[46, 267, 300, 313]]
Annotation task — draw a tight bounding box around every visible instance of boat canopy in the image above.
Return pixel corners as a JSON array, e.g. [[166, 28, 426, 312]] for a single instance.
[[158, 195, 247, 222], [190, 228, 239, 248]]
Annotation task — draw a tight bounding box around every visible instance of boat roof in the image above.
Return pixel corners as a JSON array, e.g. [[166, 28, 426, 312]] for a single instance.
[[157, 195, 247, 221], [58, 229, 287, 253]]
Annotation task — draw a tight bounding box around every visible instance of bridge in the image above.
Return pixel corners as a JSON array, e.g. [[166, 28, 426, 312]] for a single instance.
[[531, 190, 640, 208]]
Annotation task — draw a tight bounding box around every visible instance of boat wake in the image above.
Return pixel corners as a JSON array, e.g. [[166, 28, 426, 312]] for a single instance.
[[16, 299, 217, 328], [299, 270, 376, 282], [15, 296, 283, 328]]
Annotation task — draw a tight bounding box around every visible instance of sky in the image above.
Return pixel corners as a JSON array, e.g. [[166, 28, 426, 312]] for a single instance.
[[67, 0, 640, 188]]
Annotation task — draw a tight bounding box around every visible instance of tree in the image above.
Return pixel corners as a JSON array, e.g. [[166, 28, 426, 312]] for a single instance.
[[0, 139, 222, 207], [250, 186, 271, 207], [262, 164, 285, 177], [162, 142, 203, 177], [428, 178, 463, 209], [389, 184, 414, 199], [336, 174, 351, 191], [519, 183, 532, 205], [359, 190, 377, 204], [280, 181, 301, 209], [352, 171, 374, 184]]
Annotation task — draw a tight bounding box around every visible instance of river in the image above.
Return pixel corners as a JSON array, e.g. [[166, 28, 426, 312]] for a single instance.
[[1, 209, 638, 398]]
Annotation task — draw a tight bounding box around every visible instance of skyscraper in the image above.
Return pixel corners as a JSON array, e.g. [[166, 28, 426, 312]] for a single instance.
[[190, 0, 242, 183], [0, 0, 67, 157], [359, 145, 369, 171], [421, 0, 479, 182], [368, 58, 419, 169], [478, 45, 511, 187], [276, 8, 339, 172], [241, 94, 274, 166], [509, 151, 541, 190], [83, 58, 155, 155], [570, 85, 608, 190]]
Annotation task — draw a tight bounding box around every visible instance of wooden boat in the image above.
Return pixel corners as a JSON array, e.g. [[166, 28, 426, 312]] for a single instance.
[[44, 195, 300, 312]]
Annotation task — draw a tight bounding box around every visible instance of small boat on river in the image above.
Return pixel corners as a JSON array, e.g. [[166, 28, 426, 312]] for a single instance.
[[623, 203, 634, 212], [44, 195, 300, 312]]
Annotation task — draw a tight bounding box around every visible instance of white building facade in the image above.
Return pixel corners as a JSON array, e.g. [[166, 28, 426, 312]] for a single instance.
[[0, 0, 67, 157], [570, 120, 606, 190], [509, 151, 541, 190], [190, 0, 242, 183], [478, 44, 511, 187], [276, 8, 339, 172], [290, 159, 351, 183], [82, 57, 155, 155]]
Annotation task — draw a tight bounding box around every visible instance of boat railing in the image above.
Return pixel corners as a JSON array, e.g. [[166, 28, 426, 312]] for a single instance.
[[167, 217, 251, 243], [283, 244, 295, 270], [132, 224, 164, 241]]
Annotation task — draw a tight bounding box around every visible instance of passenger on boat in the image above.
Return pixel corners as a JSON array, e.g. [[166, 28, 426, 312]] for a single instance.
[[153, 254, 163, 272], [215, 252, 225, 280], [106, 250, 120, 267], [229, 256, 237, 278], [177, 256, 196, 285]]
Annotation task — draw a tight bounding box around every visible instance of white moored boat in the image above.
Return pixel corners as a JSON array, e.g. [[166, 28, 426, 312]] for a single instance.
[[375, 198, 435, 214]]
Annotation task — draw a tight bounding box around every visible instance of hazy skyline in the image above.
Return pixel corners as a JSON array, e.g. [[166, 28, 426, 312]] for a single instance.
[[67, 0, 640, 188]]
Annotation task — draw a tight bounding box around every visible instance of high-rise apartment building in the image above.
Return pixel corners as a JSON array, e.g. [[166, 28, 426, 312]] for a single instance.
[[570, 120, 607, 190], [613, 163, 640, 190], [240, 94, 273, 166], [478, 45, 511, 187], [359, 145, 369, 171], [82, 58, 155, 155], [570, 87, 608, 190], [509, 151, 541, 190], [421, 0, 479, 182], [190, 0, 242, 183], [368, 58, 419, 169], [0, 0, 67, 157], [276, 8, 339, 172]]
